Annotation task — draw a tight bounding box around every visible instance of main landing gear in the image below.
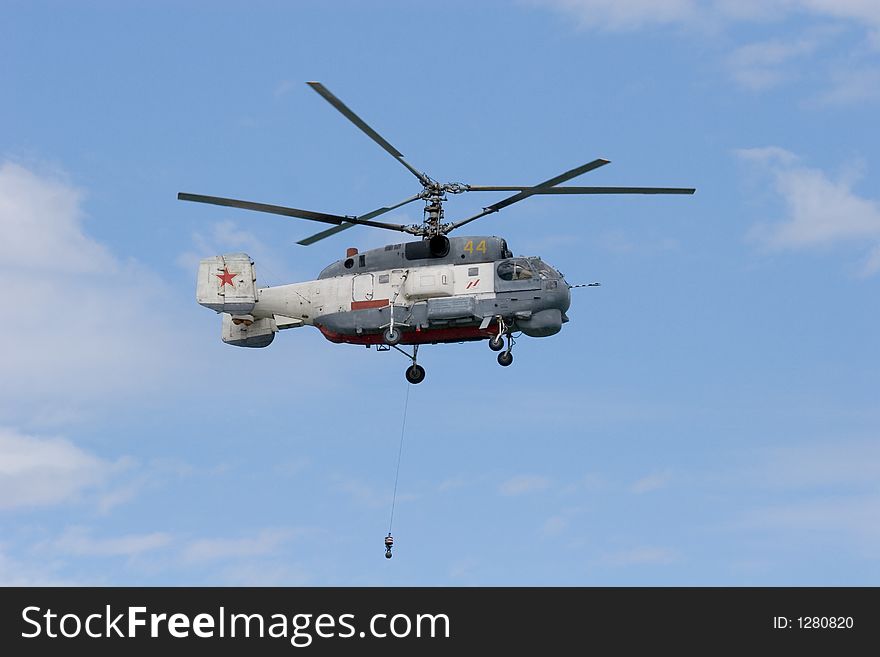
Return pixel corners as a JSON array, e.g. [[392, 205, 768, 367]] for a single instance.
[[406, 363, 426, 384], [489, 317, 515, 367], [385, 342, 425, 384]]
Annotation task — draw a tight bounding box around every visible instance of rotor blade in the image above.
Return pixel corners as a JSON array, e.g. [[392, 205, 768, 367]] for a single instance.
[[178, 192, 348, 225], [297, 222, 356, 246], [527, 186, 695, 195], [178, 192, 410, 233], [307, 82, 432, 187], [537, 158, 611, 188], [449, 158, 611, 230], [356, 193, 423, 221], [466, 186, 695, 194], [297, 193, 422, 246]]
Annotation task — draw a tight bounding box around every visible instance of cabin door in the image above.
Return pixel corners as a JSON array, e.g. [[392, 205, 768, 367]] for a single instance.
[[352, 273, 374, 301]]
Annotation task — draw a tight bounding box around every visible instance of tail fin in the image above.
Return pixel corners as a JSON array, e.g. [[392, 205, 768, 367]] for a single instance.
[[197, 253, 257, 314]]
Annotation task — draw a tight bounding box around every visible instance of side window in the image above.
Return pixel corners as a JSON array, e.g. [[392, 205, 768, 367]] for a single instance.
[[497, 259, 534, 281]]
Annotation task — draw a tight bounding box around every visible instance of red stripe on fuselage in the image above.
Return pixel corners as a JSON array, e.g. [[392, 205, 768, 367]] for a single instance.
[[350, 298, 390, 310]]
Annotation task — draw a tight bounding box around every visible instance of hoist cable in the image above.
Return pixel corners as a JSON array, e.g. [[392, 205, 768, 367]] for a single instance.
[[388, 382, 411, 534]]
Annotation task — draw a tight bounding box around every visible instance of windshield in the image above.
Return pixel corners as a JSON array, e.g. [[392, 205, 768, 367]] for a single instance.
[[529, 258, 560, 280], [497, 258, 534, 281]]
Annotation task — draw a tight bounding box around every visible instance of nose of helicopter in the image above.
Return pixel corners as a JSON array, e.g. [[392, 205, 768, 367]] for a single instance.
[[546, 263, 571, 313], [561, 279, 571, 312]]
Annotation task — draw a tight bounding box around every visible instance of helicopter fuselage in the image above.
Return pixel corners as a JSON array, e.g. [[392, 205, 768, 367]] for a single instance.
[[197, 235, 571, 350]]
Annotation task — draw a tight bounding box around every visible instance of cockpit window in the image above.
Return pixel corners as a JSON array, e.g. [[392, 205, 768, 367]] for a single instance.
[[530, 258, 559, 280], [497, 258, 534, 281]]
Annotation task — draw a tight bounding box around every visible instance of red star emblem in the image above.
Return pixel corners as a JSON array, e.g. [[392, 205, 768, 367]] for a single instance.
[[215, 267, 238, 287]]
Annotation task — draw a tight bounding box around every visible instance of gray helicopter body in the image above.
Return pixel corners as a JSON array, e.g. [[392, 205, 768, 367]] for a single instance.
[[196, 235, 571, 355]]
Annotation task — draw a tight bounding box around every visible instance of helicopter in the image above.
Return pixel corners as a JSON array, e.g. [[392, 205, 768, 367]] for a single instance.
[[181, 82, 694, 384]]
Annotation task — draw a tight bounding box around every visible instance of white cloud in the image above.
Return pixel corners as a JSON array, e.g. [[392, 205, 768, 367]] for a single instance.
[[499, 474, 551, 496], [542, 515, 569, 536], [751, 440, 880, 491], [534, 0, 700, 31], [537, 1, 880, 102], [738, 147, 880, 273], [0, 545, 77, 585], [0, 427, 124, 509], [814, 66, 880, 105], [863, 244, 880, 275], [799, 0, 880, 38], [537, 0, 880, 32], [737, 145, 799, 165], [630, 470, 672, 494], [728, 439, 880, 557], [437, 476, 467, 492], [274, 79, 296, 97], [0, 163, 114, 273], [216, 561, 311, 586], [448, 557, 480, 580], [53, 527, 172, 557], [181, 528, 301, 562], [739, 495, 880, 554], [0, 161, 181, 420], [561, 472, 606, 495], [600, 546, 678, 566], [334, 475, 418, 509], [727, 30, 834, 90], [177, 219, 298, 287]]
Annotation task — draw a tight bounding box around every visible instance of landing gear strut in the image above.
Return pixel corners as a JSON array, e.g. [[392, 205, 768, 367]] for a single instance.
[[488, 316, 506, 352], [380, 270, 410, 347], [491, 317, 515, 367], [390, 343, 426, 384]]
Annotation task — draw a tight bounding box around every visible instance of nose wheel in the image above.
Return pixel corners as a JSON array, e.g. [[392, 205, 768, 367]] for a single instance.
[[491, 318, 515, 367], [383, 326, 402, 346]]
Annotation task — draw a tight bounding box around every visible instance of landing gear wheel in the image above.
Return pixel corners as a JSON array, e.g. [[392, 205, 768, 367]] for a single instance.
[[383, 326, 402, 346], [405, 364, 426, 384], [489, 336, 504, 351], [497, 351, 514, 367]]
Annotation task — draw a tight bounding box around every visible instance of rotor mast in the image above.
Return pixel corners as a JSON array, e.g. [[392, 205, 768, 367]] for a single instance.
[[417, 181, 468, 238]]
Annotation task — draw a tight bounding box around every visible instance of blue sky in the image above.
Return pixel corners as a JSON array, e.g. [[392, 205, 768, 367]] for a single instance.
[[1, 0, 878, 585]]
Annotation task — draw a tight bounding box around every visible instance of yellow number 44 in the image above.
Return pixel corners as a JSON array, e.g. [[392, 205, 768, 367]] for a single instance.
[[463, 240, 486, 255]]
